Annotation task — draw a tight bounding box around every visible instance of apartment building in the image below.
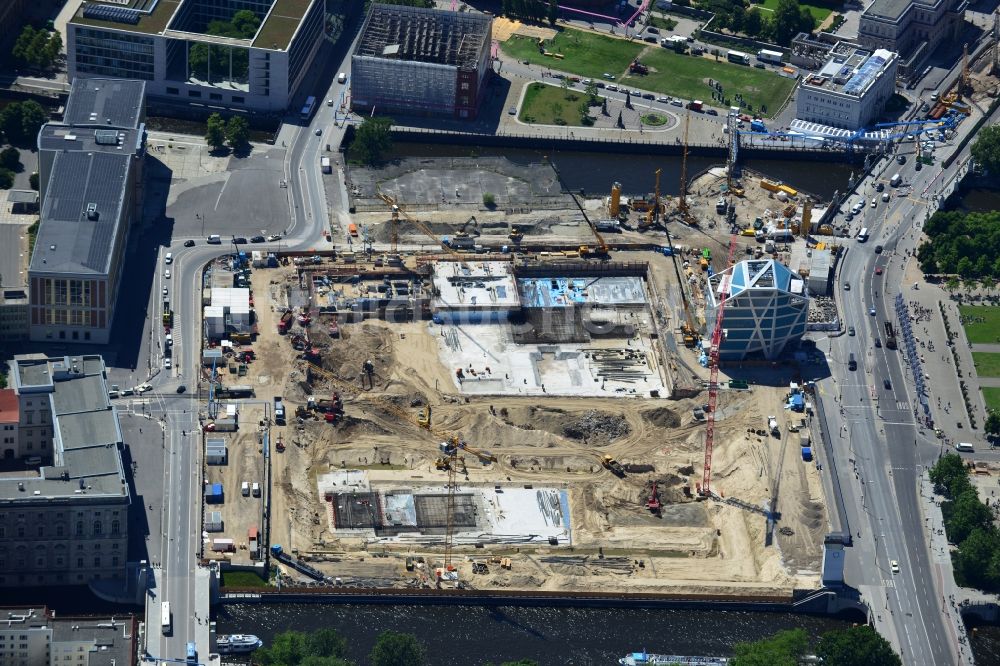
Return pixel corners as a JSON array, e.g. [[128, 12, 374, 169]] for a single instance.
[[28, 78, 147, 345], [0, 354, 129, 588]]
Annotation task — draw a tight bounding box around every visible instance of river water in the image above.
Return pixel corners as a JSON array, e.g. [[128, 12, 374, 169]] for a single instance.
[[215, 603, 852, 665], [388, 142, 857, 201]]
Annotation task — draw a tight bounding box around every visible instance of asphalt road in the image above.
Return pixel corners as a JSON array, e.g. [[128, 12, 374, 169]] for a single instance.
[[817, 122, 979, 665]]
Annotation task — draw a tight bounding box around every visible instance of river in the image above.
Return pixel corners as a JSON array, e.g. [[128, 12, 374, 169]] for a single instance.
[[388, 142, 857, 201], [215, 603, 853, 665]]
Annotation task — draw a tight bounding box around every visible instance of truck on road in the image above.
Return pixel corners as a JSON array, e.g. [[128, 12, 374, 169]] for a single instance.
[[756, 49, 783, 65], [321, 156, 331, 174], [767, 416, 779, 437]]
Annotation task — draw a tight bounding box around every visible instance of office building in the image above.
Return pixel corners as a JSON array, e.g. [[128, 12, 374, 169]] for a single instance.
[[0, 606, 136, 666], [858, 0, 965, 75], [795, 42, 898, 130], [0, 354, 129, 588], [352, 4, 493, 119], [28, 78, 147, 345], [705, 259, 809, 361], [67, 0, 325, 115]]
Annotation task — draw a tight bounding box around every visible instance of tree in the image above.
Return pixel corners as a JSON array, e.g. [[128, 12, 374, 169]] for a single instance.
[[0, 169, 13, 190], [986, 411, 1000, 437], [46, 31, 62, 64], [972, 125, 1000, 175], [254, 628, 352, 666], [205, 113, 227, 151], [483, 192, 496, 207], [19, 101, 46, 142], [370, 631, 425, 666], [29, 172, 38, 191], [743, 8, 763, 36], [817, 625, 901, 666], [731, 628, 809, 666], [547, 0, 558, 26], [348, 116, 393, 165], [929, 453, 970, 498], [231, 9, 262, 38], [225, 115, 250, 150], [772, 0, 811, 45], [944, 487, 994, 543], [12, 26, 36, 65], [0, 147, 20, 171], [585, 80, 599, 105], [955, 526, 1000, 589]]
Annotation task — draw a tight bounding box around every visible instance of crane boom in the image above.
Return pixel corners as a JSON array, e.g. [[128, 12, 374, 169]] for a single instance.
[[679, 111, 690, 215], [378, 191, 461, 254], [702, 230, 738, 495]]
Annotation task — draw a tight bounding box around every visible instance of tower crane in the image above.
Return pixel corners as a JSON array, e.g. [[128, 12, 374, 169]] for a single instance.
[[701, 229, 738, 496], [377, 190, 465, 254], [642, 168, 662, 228]]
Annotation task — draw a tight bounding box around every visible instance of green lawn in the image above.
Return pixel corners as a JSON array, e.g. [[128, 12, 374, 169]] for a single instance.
[[984, 387, 1000, 414], [972, 352, 1000, 378], [648, 14, 679, 31], [519, 82, 593, 126], [221, 570, 269, 588], [502, 29, 643, 80], [754, 0, 833, 22], [622, 48, 796, 118], [958, 306, 1000, 345]]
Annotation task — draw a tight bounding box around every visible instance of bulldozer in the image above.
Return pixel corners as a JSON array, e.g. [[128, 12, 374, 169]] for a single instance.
[[418, 407, 430, 428]]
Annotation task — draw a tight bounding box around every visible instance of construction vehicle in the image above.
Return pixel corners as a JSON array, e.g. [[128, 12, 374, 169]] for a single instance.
[[629, 58, 648, 75], [640, 169, 663, 229], [417, 406, 430, 428], [551, 161, 609, 258], [646, 482, 661, 514], [277, 310, 294, 334], [378, 191, 463, 254], [441, 437, 497, 465], [768, 415, 779, 437], [275, 436, 286, 453], [601, 455, 625, 477], [700, 228, 738, 496]]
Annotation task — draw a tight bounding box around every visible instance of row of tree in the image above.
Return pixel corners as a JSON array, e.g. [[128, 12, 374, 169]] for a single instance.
[[252, 628, 538, 666], [204, 113, 251, 153], [0, 147, 23, 191], [12, 26, 62, 71], [930, 453, 1000, 590], [0, 100, 48, 146], [500, 0, 558, 25], [348, 116, 393, 165], [706, 0, 817, 45], [916, 209, 1000, 280], [731, 625, 900, 665]]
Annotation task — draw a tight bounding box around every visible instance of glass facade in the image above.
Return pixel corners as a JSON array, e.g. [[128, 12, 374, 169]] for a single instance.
[[74, 27, 155, 80]]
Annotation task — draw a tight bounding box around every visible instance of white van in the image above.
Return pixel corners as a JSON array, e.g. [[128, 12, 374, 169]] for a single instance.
[[956, 442, 974, 452], [890, 173, 902, 187], [337, 72, 347, 84], [252, 482, 261, 497], [857, 227, 869, 242], [851, 201, 863, 215], [207, 234, 222, 244], [241, 481, 250, 496]]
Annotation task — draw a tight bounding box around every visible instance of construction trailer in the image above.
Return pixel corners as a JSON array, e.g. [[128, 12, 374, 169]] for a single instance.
[[351, 4, 493, 119]]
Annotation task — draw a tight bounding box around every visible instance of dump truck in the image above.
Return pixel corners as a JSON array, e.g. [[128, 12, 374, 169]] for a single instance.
[[278, 310, 294, 334], [601, 455, 625, 477], [768, 415, 779, 437]]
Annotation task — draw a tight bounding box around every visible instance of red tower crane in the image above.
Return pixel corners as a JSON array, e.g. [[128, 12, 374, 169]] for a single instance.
[[701, 231, 738, 496]]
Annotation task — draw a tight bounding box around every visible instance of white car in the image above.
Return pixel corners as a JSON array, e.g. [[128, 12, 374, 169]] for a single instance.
[[164, 252, 173, 264], [164, 269, 171, 279], [164, 358, 172, 369], [870, 198, 877, 208], [890, 560, 900, 574], [881, 192, 890, 202], [267, 234, 282, 242], [136, 383, 153, 393], [162, 287, 168, 297]]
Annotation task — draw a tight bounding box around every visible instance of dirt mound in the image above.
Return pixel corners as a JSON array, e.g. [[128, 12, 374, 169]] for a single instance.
[[321, 324, 393, 384], [561, 410, 631, 444], [642, 407, 681, 428]]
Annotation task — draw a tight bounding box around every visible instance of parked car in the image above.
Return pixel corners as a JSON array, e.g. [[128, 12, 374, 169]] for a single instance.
[[657, 96, 670, 103], [233, 237, 248, 244], [643, 36, 657, 43], [250, 235, 265, 243], [603, 72, 614, 80], [642, 92, 654, 100], [706, 108, 718, 116], [671, 99, 683, 107], [508, 106, 517, 115], [754, 63, 766, 69]]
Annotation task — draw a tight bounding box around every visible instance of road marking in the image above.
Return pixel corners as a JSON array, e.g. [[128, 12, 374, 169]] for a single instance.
[[884, 579, 896, 588]]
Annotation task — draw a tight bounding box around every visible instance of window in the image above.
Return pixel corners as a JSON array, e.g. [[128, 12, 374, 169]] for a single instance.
[[93, 521, 101, 536], [76, 558, 83, 568], [188, 90, 202, 98], [76, 522, 83, 536], [233, 96, 245, 104], [36, 526, 43, 537], [16, 527, 23, 538], [111, 521, 119, 535], [209, 93, 222, 101], [167, 87, 179, 95], [93, 556, 100, 567]]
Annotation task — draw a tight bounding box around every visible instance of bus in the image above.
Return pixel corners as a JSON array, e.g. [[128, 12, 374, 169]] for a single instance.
[[757, 49, 783, 65], [300, 96, 316, 120], [727, 50, 750, 65], [160, 601, 172, 635]]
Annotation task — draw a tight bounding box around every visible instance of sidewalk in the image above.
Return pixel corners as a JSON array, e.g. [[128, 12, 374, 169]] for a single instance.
[[921, 474, 979, 665]]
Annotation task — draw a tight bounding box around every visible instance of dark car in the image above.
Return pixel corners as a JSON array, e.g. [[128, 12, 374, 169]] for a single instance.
[[874, 245, 883, 254], [875, 338, 882, 348], [876, 182, 884, 192], [647, 26, 659, 33], [642, 92, 654, 100], [897, 155, 906, 165], [176, 385, 187, 394], [706, 108, 718, 116], [883, 378, 892, 390], [233, 237, 248, 244], [183, 239, 195, 247], [250, 235, 266, 243], [643, 36, 658, 43], [754, 63, 766, 69], [915, 161, 922, 171]]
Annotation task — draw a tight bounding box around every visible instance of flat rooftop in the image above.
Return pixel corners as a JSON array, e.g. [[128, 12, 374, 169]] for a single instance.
[[5, 355, 127, 502], [30, 151, 132, 276], [72, 0, 317, 50], [518, 276, 647, 308], [432, 261, 520, 311], [63, 78, 145, 128], [0, 219, 29, 289], [356, 3, 491, 70], [865, 0, 943, 21], [801, 43, 895, 97]]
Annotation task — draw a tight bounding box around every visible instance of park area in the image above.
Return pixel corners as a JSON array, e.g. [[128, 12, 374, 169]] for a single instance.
[[753, 0, 834, 23], [623, 48, 796, 117], [972, 352, 1000, 377], [984, 388, 1000, 414], [959, 306, 1000, 344], [519, 82, 593, 125], [502, 30, 643, 80]]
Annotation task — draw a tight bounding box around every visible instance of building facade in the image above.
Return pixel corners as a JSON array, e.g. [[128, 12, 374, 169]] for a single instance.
[[795, 42, 898, 130], [0, 355, 129, 588], [28, 78, 147, 345], [857, 0, 965, 75], [351, 4, 493, 119], [706, 259, 809, 361], [67, 0, 325, 115]]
